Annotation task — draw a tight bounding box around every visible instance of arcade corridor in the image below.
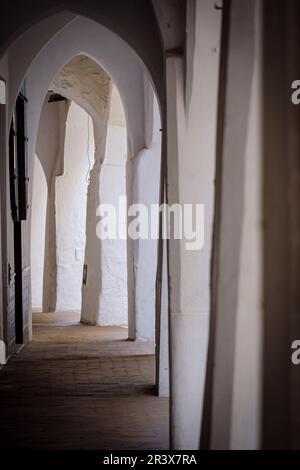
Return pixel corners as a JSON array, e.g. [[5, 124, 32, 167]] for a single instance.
[[0, 313, 168, 449], [1, 0, 300, 451]]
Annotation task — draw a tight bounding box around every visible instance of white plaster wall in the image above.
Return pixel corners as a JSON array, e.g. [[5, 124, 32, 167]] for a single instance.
[[23, 16, 146, 170], [99, 85, 128, 325], [4, 15, 151, 335], [133, 95, 161, 340], [209, 0, 260, 451], [0, 4, 166, 377], [55, 101, 95, 312], [167, 0, 222, 449], [7, 12, 76, 114], [52, 83, 129, 325], [34, 99, 70, 313], [1, 10, 163, 372], [230, 0, 262, 450], [30, 156, 47, 310], [50, 55, 112, 323], [11, 17, 147, 330], [35, 99, 65, 187]]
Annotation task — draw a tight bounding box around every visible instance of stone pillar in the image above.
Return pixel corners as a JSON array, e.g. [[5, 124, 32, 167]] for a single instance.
[[81, 156, 103, 324], [230, 0, 263, 450], [167, 0, 222, 449], [80, 86, 112, 325], [98, 86, 128, 326], [203, 0, 262, 450], [81, 111, 111, 325], [49, 55, 112, 325], [37, 100, 69, 313], [133, 83, 161, 341]]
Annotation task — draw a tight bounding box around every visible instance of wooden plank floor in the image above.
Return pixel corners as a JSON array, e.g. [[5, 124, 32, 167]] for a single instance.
[[0, 312, 169, 450]]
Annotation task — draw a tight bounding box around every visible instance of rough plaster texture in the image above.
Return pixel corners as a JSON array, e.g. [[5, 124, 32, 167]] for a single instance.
[[32, 89, 129, 325], [19, 19, 148, 332], [99, 85, 128, 326], [133, 94, 161, 340], [55, 102, 95, 312], [51, 55, 112, 325], [12, 14, 148, 302], [52, 61, 128, 325]]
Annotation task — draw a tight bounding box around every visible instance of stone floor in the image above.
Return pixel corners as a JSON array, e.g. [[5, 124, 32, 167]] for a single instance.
[[0, 312, 169, 450]]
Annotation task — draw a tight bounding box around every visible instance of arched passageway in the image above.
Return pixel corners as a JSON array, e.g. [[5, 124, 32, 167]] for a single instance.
[[0, 6, 167, 451], [31, 55, 131, 328], [0, 0, 269, 452]]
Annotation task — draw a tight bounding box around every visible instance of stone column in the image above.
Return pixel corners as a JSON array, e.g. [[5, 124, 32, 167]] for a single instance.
[[81, 110, 111, 325], [39, 100, 69, 313], [205, 0, 262, 450], [81, 156, 103, 324], [49, 55, 112, 325], [133, 83, 161, 341], [167, 0, 222, 449]]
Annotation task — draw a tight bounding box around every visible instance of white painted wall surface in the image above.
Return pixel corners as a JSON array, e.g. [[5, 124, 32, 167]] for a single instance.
[[50, 55, 112, 323], [230, 0, 262, 449], [55, 101, 95, 312], [133, 93, 161, 340], [32, 89, 129, 324], [6, 14, 152, 334], [99, 85, 128, 325], [35, 99, 69, 313], [15, 16, 147, 329], [30, 156, 47, 310], [167, 0, 222, 449]]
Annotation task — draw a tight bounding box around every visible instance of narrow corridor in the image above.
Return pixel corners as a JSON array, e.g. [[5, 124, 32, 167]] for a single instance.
[[0, 312, 169, 449]]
